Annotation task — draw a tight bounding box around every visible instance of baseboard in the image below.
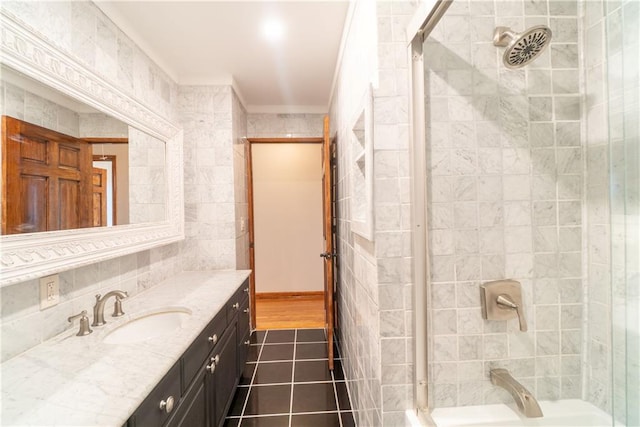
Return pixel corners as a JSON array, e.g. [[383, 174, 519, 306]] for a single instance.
[[256, 291, 324, 300]]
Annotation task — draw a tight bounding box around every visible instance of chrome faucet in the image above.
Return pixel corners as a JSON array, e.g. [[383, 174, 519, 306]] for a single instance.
[[92, 290, 128, 326], [490, 368, 543, 418]]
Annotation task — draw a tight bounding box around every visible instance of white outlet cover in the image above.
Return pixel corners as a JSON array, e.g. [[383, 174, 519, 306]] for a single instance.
[[39, 274, 60, 310]]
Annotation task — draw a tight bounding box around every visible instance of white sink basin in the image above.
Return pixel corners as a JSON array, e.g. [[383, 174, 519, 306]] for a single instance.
[[104, 309, 192, 344]]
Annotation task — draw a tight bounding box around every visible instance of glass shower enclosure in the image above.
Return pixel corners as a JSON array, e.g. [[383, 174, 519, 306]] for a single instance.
[[408, 0, 639, 425]]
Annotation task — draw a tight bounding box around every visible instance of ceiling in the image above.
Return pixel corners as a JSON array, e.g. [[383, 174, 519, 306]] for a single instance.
[[96, 1, 351, 113]]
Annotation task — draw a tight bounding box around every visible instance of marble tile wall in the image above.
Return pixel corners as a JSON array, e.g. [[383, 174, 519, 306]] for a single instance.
[[0, 0, 182, 362], [127, 127, 167, 224], [247, 113, 325, 138], [233, 91, 250, 269], [424, 0, 583, 407], [179, 85, 238, 270], [0, 81, 81, 137], [330, 1, 418, 425], [78, 112, 129, 138]]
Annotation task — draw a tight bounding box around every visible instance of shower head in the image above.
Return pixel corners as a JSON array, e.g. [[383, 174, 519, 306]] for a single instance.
[[493, 25, 552, 69]]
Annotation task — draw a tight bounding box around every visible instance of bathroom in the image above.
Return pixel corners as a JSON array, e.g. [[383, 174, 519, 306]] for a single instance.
[[0, 0, 638, 426]]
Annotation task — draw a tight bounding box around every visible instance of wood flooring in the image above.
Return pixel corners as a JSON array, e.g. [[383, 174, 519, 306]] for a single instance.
[[255, 294, 325, 330]]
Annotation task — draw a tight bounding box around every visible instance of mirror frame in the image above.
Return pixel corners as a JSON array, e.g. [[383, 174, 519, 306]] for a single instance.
[[0, 10, 184, 286]]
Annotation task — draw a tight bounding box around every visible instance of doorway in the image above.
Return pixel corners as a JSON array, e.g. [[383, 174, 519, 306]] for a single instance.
[[247, 138, 325, 330]]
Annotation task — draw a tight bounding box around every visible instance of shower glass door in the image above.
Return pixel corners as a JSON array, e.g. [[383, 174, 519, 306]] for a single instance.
[[607, 1, 640, 425]]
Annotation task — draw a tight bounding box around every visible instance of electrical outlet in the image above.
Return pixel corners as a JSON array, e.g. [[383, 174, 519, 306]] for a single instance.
[[39, 274, 60, 310], [240, 217, 246, 232]]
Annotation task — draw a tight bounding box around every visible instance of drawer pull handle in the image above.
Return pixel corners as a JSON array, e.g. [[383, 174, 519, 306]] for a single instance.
[[214, 354, 220, 364], [206, 359, 216, 374], [244, 287, 249, 293], [243, 308, 249, 314], [232, 302, 240, 310], [159, 396, 175, 414], [208, 334, 218, 344], [244, 340, 251, 345]]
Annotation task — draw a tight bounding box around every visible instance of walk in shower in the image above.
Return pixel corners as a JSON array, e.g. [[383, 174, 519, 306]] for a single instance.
[[409, 0, 639, 425]]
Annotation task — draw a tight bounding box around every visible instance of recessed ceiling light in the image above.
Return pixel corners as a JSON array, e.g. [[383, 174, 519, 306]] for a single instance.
[[262, 19, 285, 42]]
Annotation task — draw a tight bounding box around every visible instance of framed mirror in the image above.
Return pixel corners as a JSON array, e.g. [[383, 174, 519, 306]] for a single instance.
[[0, 10, 184, 286]]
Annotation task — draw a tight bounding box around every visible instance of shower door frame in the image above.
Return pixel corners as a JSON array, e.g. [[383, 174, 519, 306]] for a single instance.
[[406, 0, 453, 419]]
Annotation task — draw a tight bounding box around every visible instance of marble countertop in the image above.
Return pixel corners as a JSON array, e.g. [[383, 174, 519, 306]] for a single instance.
[[1, 270, 251, 426]]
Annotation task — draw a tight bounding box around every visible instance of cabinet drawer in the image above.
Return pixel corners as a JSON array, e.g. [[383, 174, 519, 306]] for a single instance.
[[227, 280, 249, 320], [182, 309, 227, 392], [129, 361, 181, 427]]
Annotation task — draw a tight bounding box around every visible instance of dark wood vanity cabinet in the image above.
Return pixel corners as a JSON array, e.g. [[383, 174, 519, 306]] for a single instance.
[[126, 279, 251, 427]]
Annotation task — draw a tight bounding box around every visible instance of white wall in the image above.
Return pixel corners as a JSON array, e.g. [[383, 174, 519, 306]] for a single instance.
[[253, 143, 324, 293]]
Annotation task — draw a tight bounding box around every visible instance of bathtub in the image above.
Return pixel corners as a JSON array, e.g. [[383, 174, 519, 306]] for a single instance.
[[407, 399, 612, 427]]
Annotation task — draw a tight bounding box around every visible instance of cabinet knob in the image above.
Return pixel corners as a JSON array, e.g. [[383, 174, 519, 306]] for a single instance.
[[206, 360, 216, 374], [208, 334, 218, 344], [159, 396, 175, 414], [244, 287, 249, 293], [214, 354, 220, 364], [232, 302, 240, 310], [243, 308, 249, 314], [244, 340, 250, 345]]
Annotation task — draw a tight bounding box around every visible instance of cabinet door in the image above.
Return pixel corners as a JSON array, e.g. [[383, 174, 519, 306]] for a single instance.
[[211, 326, 237, 427], [128, 362, 181, 427], [166, 367, 208, 427]]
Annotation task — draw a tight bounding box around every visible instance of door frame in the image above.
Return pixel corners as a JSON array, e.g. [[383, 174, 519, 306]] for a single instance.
[[245, 137, 324, 330], [92, 154, 118, 225]]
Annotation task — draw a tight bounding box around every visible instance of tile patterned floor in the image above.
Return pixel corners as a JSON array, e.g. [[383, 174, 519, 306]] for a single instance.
[[224, 329, 355, 427]]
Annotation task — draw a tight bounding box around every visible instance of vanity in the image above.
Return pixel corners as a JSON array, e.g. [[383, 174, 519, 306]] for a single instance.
[[0, 270, 252, 427]]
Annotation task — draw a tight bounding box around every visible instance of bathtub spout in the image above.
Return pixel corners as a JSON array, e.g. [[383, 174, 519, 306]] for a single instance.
[[490, 368, 543, 418]]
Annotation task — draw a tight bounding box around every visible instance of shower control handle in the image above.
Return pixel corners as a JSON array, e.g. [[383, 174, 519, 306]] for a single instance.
[[496, 294, 527, 332], [480, 280, 528, 332]]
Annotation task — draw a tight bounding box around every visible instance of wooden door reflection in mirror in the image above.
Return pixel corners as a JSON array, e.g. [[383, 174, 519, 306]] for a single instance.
[[2, 115, 94, 234]]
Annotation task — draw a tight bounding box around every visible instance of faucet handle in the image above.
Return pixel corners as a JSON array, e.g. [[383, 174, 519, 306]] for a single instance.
[[113, 296, 125, 317], [496, 294, 527, 331], [68, 310, 93, 336]]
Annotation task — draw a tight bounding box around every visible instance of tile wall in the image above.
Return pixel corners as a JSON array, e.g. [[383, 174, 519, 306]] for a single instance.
[[0, 0, 182, 362], [329, 1, 418, 425], [179, 85, 239, 270], [424, 0, 583, 407], [247, 113, 325, 138], [0, 81, 81, 136], [233, 91, 250, 270]]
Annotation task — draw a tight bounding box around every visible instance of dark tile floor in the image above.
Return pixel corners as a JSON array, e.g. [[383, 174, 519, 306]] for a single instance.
[[224, 329, 355, 427]]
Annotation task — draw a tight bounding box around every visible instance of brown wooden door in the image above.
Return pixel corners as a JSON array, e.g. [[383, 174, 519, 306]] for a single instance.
[[92, 167, 108, 227], [321, 115, 336, 370], [2, 116, 93, 234]]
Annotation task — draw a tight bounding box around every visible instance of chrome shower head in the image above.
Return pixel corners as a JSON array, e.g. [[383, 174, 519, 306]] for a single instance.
[[493, 25, 552, 69]]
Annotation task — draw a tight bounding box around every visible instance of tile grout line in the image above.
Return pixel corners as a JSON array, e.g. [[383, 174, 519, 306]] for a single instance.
[[331, 363, 344, 427], [239, 330, 266, 425], [288, 328, 297, 427]]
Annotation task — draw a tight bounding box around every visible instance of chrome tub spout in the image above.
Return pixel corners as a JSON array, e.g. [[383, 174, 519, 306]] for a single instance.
[[490, 368, 543, 418]]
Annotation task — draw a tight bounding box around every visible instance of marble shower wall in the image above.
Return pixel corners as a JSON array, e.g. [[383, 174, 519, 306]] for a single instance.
[[0, 0, 182, 362], [424, 0, 583, 407]]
